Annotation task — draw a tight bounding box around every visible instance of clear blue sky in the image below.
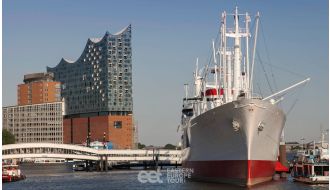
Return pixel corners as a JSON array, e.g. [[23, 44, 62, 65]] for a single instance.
[[3, 0, 329, 145]]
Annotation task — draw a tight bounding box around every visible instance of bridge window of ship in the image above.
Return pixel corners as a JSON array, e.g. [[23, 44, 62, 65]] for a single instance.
[[182, 108, 193, 117]]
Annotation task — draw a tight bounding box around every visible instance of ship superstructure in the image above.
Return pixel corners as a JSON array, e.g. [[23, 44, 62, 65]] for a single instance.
[[179, 7, 310, 186]]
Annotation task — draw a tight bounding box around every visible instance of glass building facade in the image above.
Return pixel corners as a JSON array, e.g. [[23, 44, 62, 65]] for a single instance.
[[47, 25, 132, 116]]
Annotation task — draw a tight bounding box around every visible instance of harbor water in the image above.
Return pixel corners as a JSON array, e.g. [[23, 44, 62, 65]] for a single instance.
[[3, 167, 329, 190]]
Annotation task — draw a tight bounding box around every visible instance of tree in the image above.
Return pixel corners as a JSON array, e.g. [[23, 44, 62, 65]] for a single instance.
[[138, 142, 146, 149], [164, 143, 177, 150], [3, 129, 15, 145]]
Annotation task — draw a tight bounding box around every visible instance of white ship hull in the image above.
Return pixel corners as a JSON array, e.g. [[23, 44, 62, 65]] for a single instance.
[[182, 98, 286, 186]]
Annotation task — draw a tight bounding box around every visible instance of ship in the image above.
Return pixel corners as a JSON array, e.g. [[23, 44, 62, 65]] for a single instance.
[[291, 129, 329, 184], [2, 164, 26, 183], [179, 7, 310, 186], [291, 149, 329, 184]]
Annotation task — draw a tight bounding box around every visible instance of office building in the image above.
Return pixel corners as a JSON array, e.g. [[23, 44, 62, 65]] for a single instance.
[[3, 102, 64, 143]]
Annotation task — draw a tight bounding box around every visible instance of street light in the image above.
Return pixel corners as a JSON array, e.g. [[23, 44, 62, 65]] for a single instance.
[[86, 132, 91, 147], [103, 132, 106, 149]]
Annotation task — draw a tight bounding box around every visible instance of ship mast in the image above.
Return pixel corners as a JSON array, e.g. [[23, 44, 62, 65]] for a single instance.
[[221, 11, 228, 103], [233, 6, 241, 100], [194, 58, 202, 98], [220, 7, 250, 102]]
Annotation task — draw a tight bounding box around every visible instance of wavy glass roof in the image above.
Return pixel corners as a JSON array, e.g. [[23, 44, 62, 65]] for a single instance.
[[47, 25, 133, 115], [48, 25, 131, 69]]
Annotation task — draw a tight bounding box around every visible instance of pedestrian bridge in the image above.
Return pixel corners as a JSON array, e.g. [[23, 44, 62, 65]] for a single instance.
[[2, 143, 182, 163]]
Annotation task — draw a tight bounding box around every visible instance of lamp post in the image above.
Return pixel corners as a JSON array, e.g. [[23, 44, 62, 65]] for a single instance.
[[86, 132, 91, 172], [103, 132, 106, 149], [87, 132, 91, 147]]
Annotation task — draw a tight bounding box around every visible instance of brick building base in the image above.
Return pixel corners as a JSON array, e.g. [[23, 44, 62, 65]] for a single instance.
[[63, 114, 133, 149]]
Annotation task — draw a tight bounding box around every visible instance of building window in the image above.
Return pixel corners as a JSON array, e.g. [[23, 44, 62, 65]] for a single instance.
[[114, 121, 122, 128]]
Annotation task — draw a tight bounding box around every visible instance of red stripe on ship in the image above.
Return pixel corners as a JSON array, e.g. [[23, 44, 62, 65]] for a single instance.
[[183, 160, 276, 186]]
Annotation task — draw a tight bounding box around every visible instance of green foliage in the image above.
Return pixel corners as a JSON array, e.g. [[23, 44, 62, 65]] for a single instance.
[[164, 143, 177, 150], [291, 146, 302, 151], [2, 129, 15, 145], [138, 142, 146, 149]]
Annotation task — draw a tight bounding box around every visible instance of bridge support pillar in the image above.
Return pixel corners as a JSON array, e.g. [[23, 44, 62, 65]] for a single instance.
[[105, 156, 108, 172], [155, 155, 159, 171], [100, 155, 104, 172], [96, 160, 100, 172], [143, 161, 147, 170], [85, 160, 89, 172]]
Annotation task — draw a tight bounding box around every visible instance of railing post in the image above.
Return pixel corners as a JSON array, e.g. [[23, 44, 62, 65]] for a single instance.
[[105, 155, 108, 172]]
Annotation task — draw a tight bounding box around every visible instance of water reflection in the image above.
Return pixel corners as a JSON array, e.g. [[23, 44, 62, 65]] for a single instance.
[[3, 169, 329, 190]]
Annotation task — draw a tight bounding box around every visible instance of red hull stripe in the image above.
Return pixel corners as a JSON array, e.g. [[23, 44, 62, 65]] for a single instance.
[[184, 160, 276, 180], [275, 161, 289, 172]]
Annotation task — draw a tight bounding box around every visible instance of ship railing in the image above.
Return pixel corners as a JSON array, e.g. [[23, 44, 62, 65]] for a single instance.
[[226, 28, 247, 34], [251, 93, 263, 100]]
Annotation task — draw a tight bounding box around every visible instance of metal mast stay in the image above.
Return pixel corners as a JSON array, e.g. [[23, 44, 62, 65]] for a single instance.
[[250, 12, 260, 97]]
